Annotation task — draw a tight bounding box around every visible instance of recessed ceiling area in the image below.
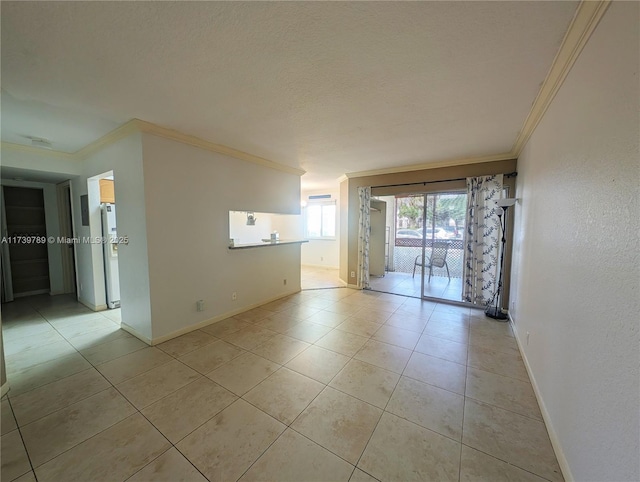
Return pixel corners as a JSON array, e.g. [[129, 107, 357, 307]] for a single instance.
[[0, 166, 77, 185], [1, 1, 579, 189]]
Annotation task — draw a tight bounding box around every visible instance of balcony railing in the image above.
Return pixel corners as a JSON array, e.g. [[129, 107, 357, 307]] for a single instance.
[[391, 238, 464, 278]]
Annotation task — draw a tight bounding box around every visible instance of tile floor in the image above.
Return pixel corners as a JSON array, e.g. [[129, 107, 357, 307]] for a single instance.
[[301, 266, 344, 290], [1, 291, 563, 482]]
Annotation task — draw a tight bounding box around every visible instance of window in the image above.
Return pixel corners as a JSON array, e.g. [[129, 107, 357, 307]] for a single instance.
[[305, 202, 336, 239]]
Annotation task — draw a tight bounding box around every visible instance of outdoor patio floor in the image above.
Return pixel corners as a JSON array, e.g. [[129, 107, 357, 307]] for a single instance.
[[369, 272, 463, 302]]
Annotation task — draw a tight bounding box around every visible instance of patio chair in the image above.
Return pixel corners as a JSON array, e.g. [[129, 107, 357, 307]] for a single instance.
[[413, 240, 451, 282]]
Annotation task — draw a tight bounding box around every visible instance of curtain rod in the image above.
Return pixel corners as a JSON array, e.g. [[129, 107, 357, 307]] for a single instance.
[[372, 171, 517, 190]]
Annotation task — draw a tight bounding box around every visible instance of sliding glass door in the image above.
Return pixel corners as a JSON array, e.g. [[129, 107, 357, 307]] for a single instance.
[[369, 191, 466, 302], [418, 192, 466, 302]]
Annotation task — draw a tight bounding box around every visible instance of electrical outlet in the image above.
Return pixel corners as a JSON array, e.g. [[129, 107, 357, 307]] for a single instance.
[[232, 292, 237, 301], [283, 279, 287, 285], [320, 256, 324, 262], [526, 331, 530, 345], [511, 300, 516, 310], [196, 300, 205, 312], [350, 271, 355, 278]]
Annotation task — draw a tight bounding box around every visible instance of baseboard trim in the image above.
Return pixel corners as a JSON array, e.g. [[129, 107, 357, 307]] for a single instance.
[[149, 289, 302, 345], [301, 263, 340, 270], [78, 298, 108, 312], [1, 382, 9, 398], [509, 314, 573, 482], [347, 284, 360, 290], [120, 322, 152, 346]]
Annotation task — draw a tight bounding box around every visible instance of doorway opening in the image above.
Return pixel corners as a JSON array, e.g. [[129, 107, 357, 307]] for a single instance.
[[368, 191, 467, 303]]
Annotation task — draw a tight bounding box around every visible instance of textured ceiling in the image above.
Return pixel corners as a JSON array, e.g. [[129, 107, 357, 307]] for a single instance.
[[1, 1, 578, 189]]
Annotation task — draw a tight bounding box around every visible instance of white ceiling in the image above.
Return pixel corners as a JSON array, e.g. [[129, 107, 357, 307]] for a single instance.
[[1, 1, 578, 190]]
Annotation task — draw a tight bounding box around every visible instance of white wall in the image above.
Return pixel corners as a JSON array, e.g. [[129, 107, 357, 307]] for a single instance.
[[301, 189, 340, 268], [141, 133, 302, 340], [509, 3, 639, 481], [72, 133, 153, 340], [0, 147, 82, 179]]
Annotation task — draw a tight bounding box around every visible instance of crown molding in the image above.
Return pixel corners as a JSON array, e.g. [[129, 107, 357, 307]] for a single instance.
[[3, 119, 305, 177], [0, 141, 77, 160], [337, 174, 348, 184], [133, 119, 306, 177], [74, 120, 141, 160], [511, 0, 611, 156], [345, 152, 514, 179]]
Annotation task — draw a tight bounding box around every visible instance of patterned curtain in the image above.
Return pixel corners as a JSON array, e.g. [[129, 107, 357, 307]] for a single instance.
[[463, 174, 503, 305], [357, 186, 371, 289]]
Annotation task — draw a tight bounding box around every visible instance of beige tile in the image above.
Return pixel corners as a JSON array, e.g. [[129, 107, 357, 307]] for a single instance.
[[429, 310, 470, 325], [469, 329, 520, 355], [53, 317, 118, 339], [80, 336, 148, 365], [254, 315, 301, 334], [315, 330, 368, 357], [244, 367, 324, 424], [354, 339, 412, 374], [324, 301, 364, 317], [336, 318, 381, 337], [414, 334, 468, 364], [292, 387, 382, 465], [65, 325, 132, 351], [466, 367, 542, 421], [6, 340, 77, 373], [351, 307, 394, 324], [1, 399, 17, 435], [11, 368, 110, 426], [371, 324, 420, 350], [21, 387, 136, 467], [240, 429, 354, 481], [387, 376, 464, 440], [117, 359, 200, 409], [305, 310, 351, 328], [156, 329, 217, 357], [358, 412, 460, 482], [404, 351, 466, 395], [384, 313, 429, 333], [96, 347, 172, 385], [128, 447, 208, 482], [2, 319, 55, 342], [251, 334, 310, 365], [200, 317, 251, 338], [35, 413, 170, 482], [1, 430, 31, 482], [46, 312, 106, 328], [330, 359, 399, 409], [280, 304, 323, 321], [350, 468, 380, 481], [177, 399, 285, 481], [286, 345, 350, 384], [13, 471, 37, 482], [222, 325, 278, 350], [4, 329, 66, 357], [467, 345, 529, 381], [233, 307, 276, 324], [463, 399, 563, 482], [469, 317, 513, 338], [7, 353, 92, 397], [207, 351, 280, 395], [142, 377, 237, 443], [434, 303, 471, 315], [460, 445, 549, 482], [261, 298, 297, 312], [178, 339, 244, 374], [283, 321, 333, 343], [423, 319, 469, 343], [101, 308, 121, 323]]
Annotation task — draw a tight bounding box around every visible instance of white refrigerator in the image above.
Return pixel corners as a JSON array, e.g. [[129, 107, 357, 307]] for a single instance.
[[101, 203, 121, 308]]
